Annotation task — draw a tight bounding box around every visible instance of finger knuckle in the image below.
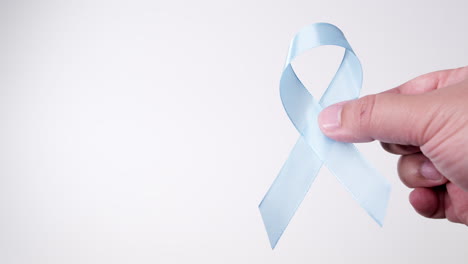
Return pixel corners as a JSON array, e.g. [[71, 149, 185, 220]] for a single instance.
[[356, 94, 378, 135]]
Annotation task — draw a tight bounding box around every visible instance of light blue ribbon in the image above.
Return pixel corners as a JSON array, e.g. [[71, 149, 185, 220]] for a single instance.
[[259, 23, 391, 249]]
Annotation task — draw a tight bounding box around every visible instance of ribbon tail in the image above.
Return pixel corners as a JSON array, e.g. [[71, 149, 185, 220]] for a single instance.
[[300, 114, 391, 225], [324, 142, 391, 225], [259, 137, 322, 249]]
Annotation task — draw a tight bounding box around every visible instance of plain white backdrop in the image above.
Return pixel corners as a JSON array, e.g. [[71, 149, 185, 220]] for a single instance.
[[1, 0, 467, 263]]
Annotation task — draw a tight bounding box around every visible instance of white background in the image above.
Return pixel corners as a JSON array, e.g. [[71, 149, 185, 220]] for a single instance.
[[1, 0, 467, 263]]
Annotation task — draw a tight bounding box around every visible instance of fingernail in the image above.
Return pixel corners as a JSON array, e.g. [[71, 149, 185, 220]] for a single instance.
[[319, 102, 344, 131], [420, 161, 443, 181]]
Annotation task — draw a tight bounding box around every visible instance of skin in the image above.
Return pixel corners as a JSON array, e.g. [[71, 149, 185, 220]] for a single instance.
[[318, 66, 468, 225]]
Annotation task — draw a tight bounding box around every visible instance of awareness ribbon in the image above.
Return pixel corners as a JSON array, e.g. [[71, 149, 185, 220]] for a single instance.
[[259, 23, 391, 249]]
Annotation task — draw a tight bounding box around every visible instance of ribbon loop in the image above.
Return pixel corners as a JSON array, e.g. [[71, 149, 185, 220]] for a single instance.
[[259, 23, 391, 249]]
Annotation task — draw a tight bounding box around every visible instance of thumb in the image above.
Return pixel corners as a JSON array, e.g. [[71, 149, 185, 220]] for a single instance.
[[318, 93, 437, 146]]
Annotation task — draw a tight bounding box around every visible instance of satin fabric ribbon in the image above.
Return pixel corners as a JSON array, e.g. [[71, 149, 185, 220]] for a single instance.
[[259, 23, 391, 249]]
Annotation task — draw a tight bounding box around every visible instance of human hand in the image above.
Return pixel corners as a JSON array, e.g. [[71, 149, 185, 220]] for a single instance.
[[318, 66, 468, 225]]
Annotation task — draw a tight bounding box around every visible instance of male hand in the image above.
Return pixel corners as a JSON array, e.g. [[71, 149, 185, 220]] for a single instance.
[[318, 66, 468, 225]]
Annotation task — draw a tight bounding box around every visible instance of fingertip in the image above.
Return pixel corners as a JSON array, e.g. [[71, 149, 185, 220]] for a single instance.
[[380, 142, 421, 155], [409, 188, 444, 219], [318, 102, 345, 137], [318, 100, 373, 143], [397, 154, 447, 188]]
